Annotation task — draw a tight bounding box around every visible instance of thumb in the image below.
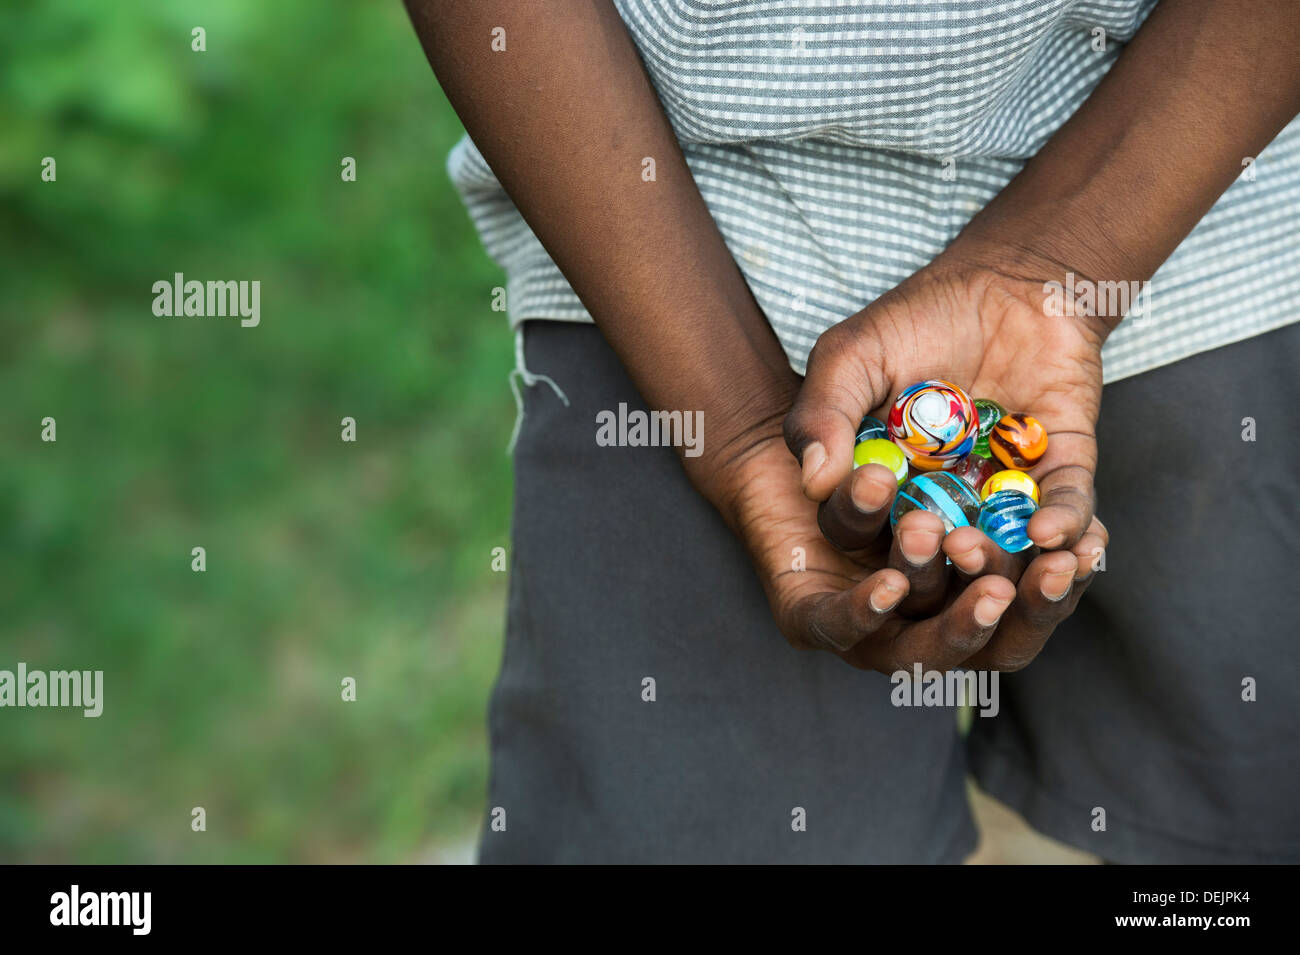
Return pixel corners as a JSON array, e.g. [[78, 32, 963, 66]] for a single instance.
[[783, 321, 894, 501]]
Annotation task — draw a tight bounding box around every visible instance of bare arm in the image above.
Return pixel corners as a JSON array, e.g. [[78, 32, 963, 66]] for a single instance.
[[956, 0, 1300, 320], [405, 0, 798, 507]]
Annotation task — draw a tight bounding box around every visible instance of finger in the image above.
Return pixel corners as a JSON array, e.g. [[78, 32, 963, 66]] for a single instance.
[[960, 548, 1086, 672], [882, 574, 1017, 673], [784, 323, 892, 502], [888, 510, 950, 616], [817, 463, 898, 553], [1069, 517, 1109, 585], [1028, 430, 1097, 550], [793, 568, 911, 652], [942, 524, 1030, 582]]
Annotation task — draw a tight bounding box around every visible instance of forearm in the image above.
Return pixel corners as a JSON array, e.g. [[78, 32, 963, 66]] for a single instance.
[[950, 0, 1300, 334], [405, 0, 799, 504]]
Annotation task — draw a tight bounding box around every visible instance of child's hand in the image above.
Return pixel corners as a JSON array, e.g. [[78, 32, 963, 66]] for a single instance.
[[779, 254, 1110, 671], [787, 256, 1106, 549], [702, 422, 1104, 675]]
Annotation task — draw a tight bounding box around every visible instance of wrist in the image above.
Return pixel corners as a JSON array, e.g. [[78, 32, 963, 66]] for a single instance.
[[682, 389, 794, 525], [691, 423, 805, 588], [937, 229, 1121, 348]]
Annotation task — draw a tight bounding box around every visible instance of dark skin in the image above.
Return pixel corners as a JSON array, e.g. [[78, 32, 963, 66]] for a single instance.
[[406, 0, 1300, 673]]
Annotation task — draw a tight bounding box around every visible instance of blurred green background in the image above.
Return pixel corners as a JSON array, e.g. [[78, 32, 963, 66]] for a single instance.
[[1, 0, 514, 862]]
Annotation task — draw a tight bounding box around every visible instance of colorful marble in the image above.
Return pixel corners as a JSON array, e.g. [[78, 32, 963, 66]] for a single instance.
[[981, 468, 1040, 504], [977, 489, 1038, 553], [853, 438, 908, 485], [890, 472, 982, 533], [989, 413, 1048, 471], [886, 379, 978, 471], [855, 414, 888, 444], [972, 398, 1007, 458], [952, 453, 998, 496]]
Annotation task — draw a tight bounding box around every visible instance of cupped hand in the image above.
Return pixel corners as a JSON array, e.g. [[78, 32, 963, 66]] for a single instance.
[[713, 428, 1027, 673], [780, 254, 1112, 671]]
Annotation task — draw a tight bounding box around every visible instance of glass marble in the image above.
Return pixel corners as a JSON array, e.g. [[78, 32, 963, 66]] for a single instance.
[[889, 472, 982, 532], [972, 398, 1007, 457], [989, 413, 1048, 471], [855, 414, 888, 444], [981, 468, 1040, 504], [853, 438, 908, 485], [977, 489, 1038, 553], [886, 379, 978, 471], [952, 453, 998, 495]]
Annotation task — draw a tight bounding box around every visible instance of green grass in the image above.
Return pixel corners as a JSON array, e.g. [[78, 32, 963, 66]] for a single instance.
[[0, 0, 514, 861]]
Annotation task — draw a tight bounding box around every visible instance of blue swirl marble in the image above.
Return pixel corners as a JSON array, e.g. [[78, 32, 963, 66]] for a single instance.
[[890, 472, 982, 533], [977, 489, 1038, 553]]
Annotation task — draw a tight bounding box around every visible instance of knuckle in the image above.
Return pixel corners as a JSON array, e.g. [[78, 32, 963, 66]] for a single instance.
[[817, 498, 872, 553], [1021, 600, 1066, 633], [1042, 470, 1095, 507], [806, 324, 868, 387], [879, 635, 922, 675], [809, 321, 851, 362], [806, 613, 854, 652], [1044, 486, 1090, 513], [946, 626, 992, 660], [782, 408, 811, 454]]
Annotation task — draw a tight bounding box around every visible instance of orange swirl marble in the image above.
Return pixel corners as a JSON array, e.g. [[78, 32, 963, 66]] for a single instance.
[[989, 413, 1048, 470]]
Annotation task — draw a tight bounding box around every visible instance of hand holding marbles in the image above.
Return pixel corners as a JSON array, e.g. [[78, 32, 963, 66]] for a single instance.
[[989, 413, 1048, 470], [887, 379, 978, 471], [853, 438, 908, 485], [981, 468, 1040, 504], [890, 472, 982, 533], [977, 489, 1038, 553]]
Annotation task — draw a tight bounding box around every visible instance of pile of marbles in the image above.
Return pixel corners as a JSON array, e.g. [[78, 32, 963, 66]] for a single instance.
[[852, 379, 1047, 553]]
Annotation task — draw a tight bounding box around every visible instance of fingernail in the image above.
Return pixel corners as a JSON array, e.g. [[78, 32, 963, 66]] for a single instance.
[[899, 528, 942, 566], [1038, 532, 1066, 550], [801, 442, 827, 489], [851, 473, 894, 513], [1041, 569, 1074, 602], [974, 594, 1012, 627], [948, 543, 984, 575], [869, 580, 904, 613]]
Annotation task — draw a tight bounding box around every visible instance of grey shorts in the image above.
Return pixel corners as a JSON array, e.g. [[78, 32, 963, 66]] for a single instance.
[[480, 321, 975, 863], [480, 319, 1300, 864], [969, 321, 1300, 864]]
